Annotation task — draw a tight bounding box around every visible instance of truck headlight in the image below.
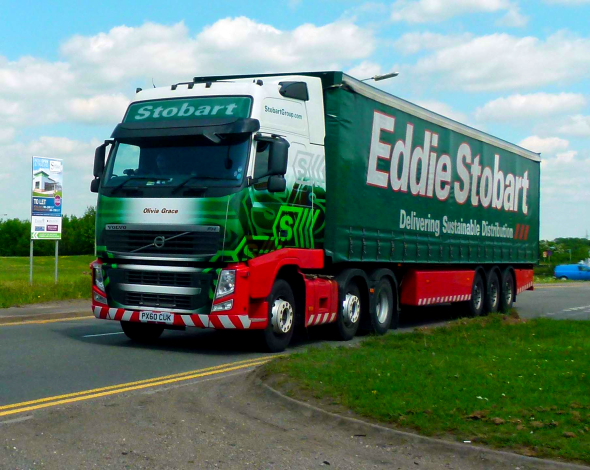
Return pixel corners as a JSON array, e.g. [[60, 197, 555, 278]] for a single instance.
[[212, 300, 234, 312], [216, 270, 236, 298], [93, 264, 105, 292], [93, 291, 108, 304]]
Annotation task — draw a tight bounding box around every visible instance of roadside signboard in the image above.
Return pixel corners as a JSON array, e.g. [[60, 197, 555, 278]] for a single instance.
[[31, 157, 63, 240]]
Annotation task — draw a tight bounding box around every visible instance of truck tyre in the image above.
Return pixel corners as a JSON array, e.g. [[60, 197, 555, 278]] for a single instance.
[[499, 270, 515, 312], [333, 279, 363, 341], [120, 321, 164, 342], [369, 278, 394, 335], [260, 279, 296, 353], [458, 272, 485, 317], [484, 272, 500, 315]]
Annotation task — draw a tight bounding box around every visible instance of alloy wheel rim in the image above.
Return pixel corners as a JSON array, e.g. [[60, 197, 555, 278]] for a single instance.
[[504, 280, 513, 305], [343, 293, 361, 326], [376, 290, 389, 324], [473, 283, 483, 310], [271, 298, 294, 334], [490, 281, 499, 308]]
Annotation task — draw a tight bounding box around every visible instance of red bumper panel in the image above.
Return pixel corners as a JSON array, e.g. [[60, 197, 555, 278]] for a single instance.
[[401, 269, 474, 306], [515, 268, 534, 294], [304, 276, 339, 327]]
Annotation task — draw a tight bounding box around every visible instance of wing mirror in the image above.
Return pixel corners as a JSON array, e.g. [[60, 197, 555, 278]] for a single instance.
[[254, 134, 290, 177], [91, 140, 113, 193], [267, 175, 287, 193]]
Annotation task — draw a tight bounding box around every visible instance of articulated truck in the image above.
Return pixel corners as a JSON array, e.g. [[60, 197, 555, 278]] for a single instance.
[[90, 71, 539, 352]]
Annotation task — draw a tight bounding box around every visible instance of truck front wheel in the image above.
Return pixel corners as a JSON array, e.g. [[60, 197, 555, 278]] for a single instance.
[[120, 321, 164, 342], [260, 279, 296, 353]]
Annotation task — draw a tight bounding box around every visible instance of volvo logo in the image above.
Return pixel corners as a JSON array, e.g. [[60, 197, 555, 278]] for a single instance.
[[153, 236, 166, 248]]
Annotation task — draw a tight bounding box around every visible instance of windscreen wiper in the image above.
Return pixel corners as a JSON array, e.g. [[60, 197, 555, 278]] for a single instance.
[[171, 175, 207, 194], [110, 176, 155, 193]]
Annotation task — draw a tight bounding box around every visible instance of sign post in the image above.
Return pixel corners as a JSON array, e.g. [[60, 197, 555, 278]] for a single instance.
[[31, 156, 63, 284]]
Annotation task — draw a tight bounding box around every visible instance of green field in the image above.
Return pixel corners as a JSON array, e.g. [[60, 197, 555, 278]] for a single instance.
[[266, 315, 590, 464], [0, 255, 94, 308]]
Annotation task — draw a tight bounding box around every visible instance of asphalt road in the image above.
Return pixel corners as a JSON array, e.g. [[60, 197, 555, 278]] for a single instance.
[[515, 282, 590, 320], [0, 319, 270, 407], [1, 282, 588, 409]]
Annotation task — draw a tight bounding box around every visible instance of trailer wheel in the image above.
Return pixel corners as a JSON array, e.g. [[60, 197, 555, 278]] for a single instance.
[[369, 278, 394, 335], [499, 270, 515, 312], [120, 321, 164, 342], [333, 279, 362, 341], [484, 272, 500, 315], [459, 272, 485, 317], [260, 279, 295, 353]]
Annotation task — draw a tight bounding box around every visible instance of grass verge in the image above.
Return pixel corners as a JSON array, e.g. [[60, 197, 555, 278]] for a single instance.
[[534, 275, 577, 284], [265, 315, 590, 463], [0, 255, 94, 308]]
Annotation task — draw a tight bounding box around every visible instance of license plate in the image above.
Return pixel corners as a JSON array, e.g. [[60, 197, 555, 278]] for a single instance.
[[139, 311, 174, 324]]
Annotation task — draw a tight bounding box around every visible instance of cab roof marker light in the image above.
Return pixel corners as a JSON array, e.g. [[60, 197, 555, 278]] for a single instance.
[[171, 81, 196, 90]]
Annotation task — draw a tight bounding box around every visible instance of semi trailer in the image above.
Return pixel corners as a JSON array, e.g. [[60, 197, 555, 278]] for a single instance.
[[90, 71, 539, 352]]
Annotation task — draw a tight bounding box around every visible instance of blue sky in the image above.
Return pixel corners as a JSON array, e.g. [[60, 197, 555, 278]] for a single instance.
[[0, 0, 589, 239]]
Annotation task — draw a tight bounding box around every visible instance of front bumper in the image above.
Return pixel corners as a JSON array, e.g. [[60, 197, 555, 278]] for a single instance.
[[91, 261, 269, 330], [91, 304, 260, 329]]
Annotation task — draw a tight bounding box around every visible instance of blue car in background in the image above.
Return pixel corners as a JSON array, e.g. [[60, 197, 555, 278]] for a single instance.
[[554, 264, 590, 280]]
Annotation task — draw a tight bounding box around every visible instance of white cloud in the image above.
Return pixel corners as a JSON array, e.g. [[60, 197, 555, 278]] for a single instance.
[[62, 18, 375, 86], [66, 94, 130, 124], [557, 115, 590, 137], [0, 56, 74, 98], [391, 0, 511, 23], [555, 150, 578, 162], [414, 100, 469, 123], [476, 93, 587, 121], [394, 32, 473, 54], [496, 5, 529, 27], [411, 32, 590, 91], [540, 154, 590, 238], [518, 135, 569, 155], [0, 127, 15, 144]]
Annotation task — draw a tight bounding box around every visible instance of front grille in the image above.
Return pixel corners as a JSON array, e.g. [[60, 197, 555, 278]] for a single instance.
[[125, 292, 192, 310], [126, 271, 192, 287], [104, 229, 221, 256], [107, 265, 215, 312]]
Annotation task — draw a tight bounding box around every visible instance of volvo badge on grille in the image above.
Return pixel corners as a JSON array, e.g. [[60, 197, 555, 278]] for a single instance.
[[153, 236, 166, 248]]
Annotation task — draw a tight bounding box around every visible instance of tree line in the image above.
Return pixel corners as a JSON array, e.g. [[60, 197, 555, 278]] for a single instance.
[[0, 207, 95, 256], [539, 238, 590, 266]]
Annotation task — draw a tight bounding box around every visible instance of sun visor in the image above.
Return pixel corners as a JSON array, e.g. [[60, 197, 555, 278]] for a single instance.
[[111, 117, 260, 141]]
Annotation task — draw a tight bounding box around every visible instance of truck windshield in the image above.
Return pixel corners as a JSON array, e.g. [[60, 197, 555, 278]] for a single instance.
[[103, 135, 250, 193]]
